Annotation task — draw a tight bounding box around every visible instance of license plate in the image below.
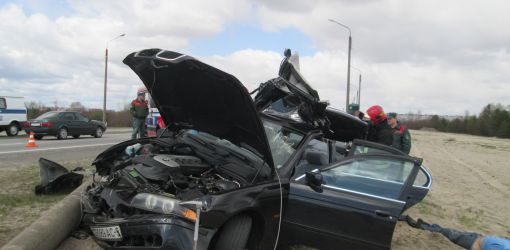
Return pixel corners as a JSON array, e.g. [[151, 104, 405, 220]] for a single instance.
[[90, 226, 123, 241], [31, 122, 41, 126]]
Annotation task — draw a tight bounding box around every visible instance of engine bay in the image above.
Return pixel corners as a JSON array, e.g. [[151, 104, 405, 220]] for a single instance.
[[84, 134, 272, 218]]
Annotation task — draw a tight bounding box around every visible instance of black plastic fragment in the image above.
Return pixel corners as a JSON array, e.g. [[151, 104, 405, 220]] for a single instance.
[[35, 158, 84, 195]]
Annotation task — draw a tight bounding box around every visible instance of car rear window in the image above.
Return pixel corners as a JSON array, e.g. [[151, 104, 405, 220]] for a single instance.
[[35, 112, 59, 120], [0, 98, 5, 109]]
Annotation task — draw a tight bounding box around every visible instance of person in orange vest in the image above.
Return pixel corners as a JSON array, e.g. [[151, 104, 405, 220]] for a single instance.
[[387, 112, 411, 154], [130, 91, 149, 139]]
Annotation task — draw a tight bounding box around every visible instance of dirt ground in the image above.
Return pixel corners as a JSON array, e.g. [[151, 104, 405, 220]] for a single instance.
[[1, 130, 509, 249], [392, 130, 510, 249]]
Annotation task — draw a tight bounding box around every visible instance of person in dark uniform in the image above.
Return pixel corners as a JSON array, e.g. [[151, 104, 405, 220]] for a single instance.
[[366, 105, 393, 146], [387, 112, 412, 154], [130, 91, 149, 139]]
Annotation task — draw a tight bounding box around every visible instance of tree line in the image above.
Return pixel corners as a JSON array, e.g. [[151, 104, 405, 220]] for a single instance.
[[25, 101, 132, 127], [404, 104, 510, 139], [24, 101, 510, 138]]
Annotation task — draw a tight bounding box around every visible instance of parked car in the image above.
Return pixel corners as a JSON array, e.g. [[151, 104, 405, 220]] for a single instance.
[[76, 49, 432, 250], [25, 111, 106, 140], [0, 96, 27, 136]]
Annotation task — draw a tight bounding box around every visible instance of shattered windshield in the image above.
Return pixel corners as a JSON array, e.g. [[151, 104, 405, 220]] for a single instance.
[[262, 96, 303, 122], [263, 119, 304, 168]]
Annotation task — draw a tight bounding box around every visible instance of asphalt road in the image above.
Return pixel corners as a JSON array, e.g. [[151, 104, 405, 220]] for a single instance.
[[0, 129, 132, 168]]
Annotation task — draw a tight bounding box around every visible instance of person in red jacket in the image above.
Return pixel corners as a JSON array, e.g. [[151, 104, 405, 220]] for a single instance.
[[130, 91, 149, 139]]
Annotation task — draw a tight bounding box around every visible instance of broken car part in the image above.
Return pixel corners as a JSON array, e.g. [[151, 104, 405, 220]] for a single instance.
[[35, 158, 83, 195]]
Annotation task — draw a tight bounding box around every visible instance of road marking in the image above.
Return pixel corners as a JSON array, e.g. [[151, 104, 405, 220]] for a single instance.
[[0, 142, 119, 155]]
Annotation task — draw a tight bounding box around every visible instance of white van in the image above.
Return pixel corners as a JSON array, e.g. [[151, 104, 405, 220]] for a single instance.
[[0, 96, 27, 136]]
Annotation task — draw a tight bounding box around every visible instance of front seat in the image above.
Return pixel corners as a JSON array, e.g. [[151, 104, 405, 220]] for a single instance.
[[294, 150, 329, 178]]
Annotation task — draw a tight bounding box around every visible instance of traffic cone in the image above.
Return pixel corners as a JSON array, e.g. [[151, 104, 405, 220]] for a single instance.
[[25, 132, 38, 148]]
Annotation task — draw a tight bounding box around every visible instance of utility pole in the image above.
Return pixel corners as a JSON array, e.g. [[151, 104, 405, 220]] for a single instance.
[[103, 33, 126, 124], [328, 19, 352, 111]]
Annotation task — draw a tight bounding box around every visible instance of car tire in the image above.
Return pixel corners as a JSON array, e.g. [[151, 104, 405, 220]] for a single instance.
[[6, 123, 19, 136], [94, 127, 103, 138], [57, 127, 68, 140], [34, 135, 44, 140], [214, 214, 252, 250], [72, 135, 80, 139]]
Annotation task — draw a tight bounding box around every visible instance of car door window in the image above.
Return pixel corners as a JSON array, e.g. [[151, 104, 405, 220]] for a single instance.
[[75, 113, 89, 122], [0, 98, 6, 109], [322, 157, 415, 200], [413, 168, 430, 188], [62, 113, 75, 121]]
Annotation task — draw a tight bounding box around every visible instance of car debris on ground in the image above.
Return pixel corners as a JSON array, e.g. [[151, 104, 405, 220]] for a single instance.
[[35, 158, 84, 195]]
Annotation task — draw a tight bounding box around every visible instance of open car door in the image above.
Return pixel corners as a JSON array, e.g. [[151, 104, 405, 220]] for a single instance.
[[280, 153, 432, 250]]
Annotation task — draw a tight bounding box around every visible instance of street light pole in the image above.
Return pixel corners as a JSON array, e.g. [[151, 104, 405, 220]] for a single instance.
[[328, 19, 352, 111], [103, 33, 126, 124], [351, 66, 362, 106]]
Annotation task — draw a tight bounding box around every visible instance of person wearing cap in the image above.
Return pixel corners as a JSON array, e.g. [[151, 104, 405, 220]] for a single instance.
[[387, 112, 412, 154], [130, 91, 149, 139], [366, 105, 393, 145]]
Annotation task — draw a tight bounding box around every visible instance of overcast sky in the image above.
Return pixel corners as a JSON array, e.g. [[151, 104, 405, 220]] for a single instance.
[[0, 0, 509, 115]]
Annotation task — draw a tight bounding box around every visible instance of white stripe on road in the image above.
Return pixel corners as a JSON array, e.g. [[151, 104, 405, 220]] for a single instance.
[[0, 142, 119, 155]]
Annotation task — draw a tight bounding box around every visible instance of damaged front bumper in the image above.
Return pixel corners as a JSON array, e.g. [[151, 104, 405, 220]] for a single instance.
[[82, 214, 214, 249]]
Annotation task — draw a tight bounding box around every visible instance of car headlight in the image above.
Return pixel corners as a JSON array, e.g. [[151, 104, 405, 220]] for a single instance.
[[130, 193, 197, 221]]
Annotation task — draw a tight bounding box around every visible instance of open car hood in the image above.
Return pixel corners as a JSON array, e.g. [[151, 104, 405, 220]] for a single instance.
[[123, 49, 274, 168]]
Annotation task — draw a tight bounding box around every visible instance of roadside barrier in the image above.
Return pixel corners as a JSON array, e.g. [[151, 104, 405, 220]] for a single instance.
[[25, 132, 38, 148], [1, 181, 89, 250]]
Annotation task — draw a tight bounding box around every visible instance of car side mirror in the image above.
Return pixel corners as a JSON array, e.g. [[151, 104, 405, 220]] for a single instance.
[[305, 171, 323, 192]]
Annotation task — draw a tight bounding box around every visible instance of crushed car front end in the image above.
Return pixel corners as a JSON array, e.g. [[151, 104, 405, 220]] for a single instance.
[[81, 126, 275, 248]]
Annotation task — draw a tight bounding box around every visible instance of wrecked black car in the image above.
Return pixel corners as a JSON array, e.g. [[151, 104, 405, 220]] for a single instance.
[[80, 49, 432, 250]]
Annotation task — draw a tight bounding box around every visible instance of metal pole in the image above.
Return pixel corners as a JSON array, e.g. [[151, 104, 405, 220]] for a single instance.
[[346, 35, 352, 110], [193, 207, 201, 250], [102, 48, 108, 124], [358, 73, 362, 105], [328, 19, 352, 111], [351, 66, 362, 107]]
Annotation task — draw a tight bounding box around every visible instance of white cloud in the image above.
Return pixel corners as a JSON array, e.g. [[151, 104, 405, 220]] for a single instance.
[[0, 1, 252, 109], [0, 0, 508, 116]]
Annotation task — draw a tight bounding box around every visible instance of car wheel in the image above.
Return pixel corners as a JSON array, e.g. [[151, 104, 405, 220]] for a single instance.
[[6, 123, 19, 136], [57, 127, 68, 140], [94, 127, 103, 138], [72, 135, 80, 139], [34, 135, 44, 140], [214, 214, 252, 250]]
